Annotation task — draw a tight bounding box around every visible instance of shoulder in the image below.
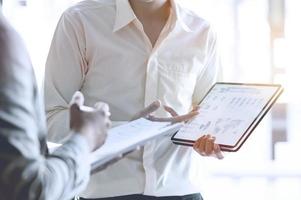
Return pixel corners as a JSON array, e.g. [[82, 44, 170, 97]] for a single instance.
[[176, 2, 214, 34], [59, 0, 116, 26], [0, 15, 30, 65], [0, 15, 33, 80], [64, 0, 115, 16], [0, 14, 17, 46]]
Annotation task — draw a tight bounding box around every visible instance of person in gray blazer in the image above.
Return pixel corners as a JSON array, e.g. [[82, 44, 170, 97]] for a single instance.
[[0, 6, 111, 200]]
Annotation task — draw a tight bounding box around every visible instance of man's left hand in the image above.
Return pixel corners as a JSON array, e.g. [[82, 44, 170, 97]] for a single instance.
[[193, 135, 224, 160]]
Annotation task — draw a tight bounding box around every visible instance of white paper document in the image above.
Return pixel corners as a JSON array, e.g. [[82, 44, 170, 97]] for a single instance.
[[90, 118, 181, 168], [172, 83, 283, 151], [48, 118, 182, 171]]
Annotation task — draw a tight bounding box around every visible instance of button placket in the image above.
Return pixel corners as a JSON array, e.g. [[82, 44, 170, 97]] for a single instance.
[[139, 12, 174, 194], [144, 57, 159, 105], [143, 53, 160, 194]]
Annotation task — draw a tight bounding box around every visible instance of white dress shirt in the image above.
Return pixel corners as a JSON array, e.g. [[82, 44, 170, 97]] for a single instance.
[[44, 0, 221, 198]]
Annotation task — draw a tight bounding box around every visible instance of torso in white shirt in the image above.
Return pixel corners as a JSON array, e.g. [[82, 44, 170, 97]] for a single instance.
[[45, 0, 221, 198]]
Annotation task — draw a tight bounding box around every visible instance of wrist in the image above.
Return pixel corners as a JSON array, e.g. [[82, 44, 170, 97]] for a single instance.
[[74, 127, 95, 152]]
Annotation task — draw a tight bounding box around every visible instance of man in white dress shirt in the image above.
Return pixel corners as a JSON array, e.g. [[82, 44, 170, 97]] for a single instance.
[[44, 0, 223, 199]]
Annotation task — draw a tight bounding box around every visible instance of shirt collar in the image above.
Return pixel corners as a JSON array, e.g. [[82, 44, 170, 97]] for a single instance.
[[113, 0, 136, 32], [170, 0, 193, 32], [113, 0, 194, 33]]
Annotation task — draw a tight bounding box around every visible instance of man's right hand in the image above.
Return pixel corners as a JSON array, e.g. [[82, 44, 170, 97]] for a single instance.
[[131, 100, 199, 124], [69, 91, 111, 152]]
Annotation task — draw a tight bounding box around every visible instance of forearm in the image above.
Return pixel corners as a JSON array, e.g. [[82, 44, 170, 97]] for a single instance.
[[44, 10, 88, 144], [0, 134, 90, 200]]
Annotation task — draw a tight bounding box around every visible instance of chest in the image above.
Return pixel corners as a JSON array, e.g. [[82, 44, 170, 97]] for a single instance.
[[84, 22, 207, 76], [81, 20, 210, 115]]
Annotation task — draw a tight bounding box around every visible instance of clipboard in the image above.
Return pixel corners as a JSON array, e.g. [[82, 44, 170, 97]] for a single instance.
[[87, 118, 181, 173], [171, 82, 283, 152], [48, 118, 182, 173]]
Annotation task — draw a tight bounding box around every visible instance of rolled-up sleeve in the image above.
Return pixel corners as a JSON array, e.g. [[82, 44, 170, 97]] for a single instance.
[[0, 15, 91, 200], [192, 26, 223, 105], [44, 11, 87, 142], [44, 10, 125, 140]]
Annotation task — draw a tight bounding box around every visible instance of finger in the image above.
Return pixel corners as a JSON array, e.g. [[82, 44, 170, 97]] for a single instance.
[[70, 102, 80, 112], [106, 120, 112, 128], [147, 115, 174, 122], [95, 102, 111, 116], [197, 135, 208, 155], [193, 139, 200, 151], [171, 111, 199, 123], [98, 132, 108, 147], [142, 100, 161, 116], [147, 111, 199, 123], [70, 91, 84, 106], [192, 105, 200, 112], [133, 100, 161, 120], [69, 103, 80, 129], [214, 144, 224, 160], [205, 136, 215, 155], [94, 102, 108, 111], [163, 105, 178, 117], [193, 135, 205, 151]]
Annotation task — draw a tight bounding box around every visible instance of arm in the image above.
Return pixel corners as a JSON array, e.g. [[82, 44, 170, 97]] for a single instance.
[[191, 26, 224, 159], [0, 15, 90, 200], [192, 26, 222, 106], [45, 10, 124, 142], [44, 10, 88, 142], [0, 135, 90, 200]]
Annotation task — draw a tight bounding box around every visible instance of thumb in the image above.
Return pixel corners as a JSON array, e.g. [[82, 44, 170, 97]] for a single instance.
[[214, 144, 224, 160], [131, 100, 161, 121], [70, 91, 85, 107], [95, 102, 111, 116]]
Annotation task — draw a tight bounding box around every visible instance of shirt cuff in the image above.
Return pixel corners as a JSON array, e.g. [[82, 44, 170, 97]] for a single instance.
[[52, 133, 91, 184], [65, 133, 90, 155]]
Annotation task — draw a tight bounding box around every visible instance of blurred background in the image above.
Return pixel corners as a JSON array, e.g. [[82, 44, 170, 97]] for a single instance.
[[2, 0, 300, 199]]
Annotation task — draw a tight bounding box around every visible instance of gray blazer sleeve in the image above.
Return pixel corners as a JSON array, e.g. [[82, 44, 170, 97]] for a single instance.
[[0, 13, 91, 200]]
